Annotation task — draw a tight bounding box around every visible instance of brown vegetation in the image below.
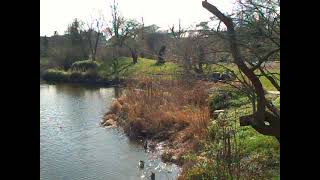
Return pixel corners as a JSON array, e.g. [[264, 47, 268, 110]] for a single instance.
[[101, 77, 215, 163], [123, 78, 211, 137]]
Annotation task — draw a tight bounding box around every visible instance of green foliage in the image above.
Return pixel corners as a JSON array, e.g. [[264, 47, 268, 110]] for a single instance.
[[70, 60, 99, 72], [43, 57, 180, 83], [185, 115, 241, 179], [69, 71, 83, 81], [42, 69, 70, 82], [228, 93, 249, 108], [83, 69, 100, 80], [209, 91, 229, 111], [184, 165, 216, 180], [209, 87, 248, 113], [184, 110, 279, 179], [183, 85, 279, 179], [273, 96, 280, 109], [43, 68, 103, 83], [69, 70, 102, 81]]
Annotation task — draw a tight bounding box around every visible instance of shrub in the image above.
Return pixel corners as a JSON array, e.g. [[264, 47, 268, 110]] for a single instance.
[[209, 87, 249, 115], [83, 69, 100, 80], [70, 60, 99, 72], [69, 71, 83, 81], [112, 78, 211, 140], [42, 69, 70, 82], [183, 165, 215, 180], [70, 70, 101, 82], [209, 90, 229, 111], [110, 99, 122, 114], [181, 108, 280, 180]]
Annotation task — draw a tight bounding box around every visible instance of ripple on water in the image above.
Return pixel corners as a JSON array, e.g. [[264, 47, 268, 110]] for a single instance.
[[40, 84, 181, 180]]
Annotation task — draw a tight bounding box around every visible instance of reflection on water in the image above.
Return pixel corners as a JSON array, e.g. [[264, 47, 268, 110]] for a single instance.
[[40, 84, 180, 180]]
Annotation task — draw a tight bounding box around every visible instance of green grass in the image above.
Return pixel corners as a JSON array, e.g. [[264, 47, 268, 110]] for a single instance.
[[206, 63, 280, 91], [273, 96, 280, 109], [226, 91, 280, 174], [42, 57, 279, 93], [205, 63, 238, 74], [258, 68, 280, 91], [42, 57, 180, 83], [193, 86, 280, 179], [122, 58, 179, 76], [98, 57, 180, 79]]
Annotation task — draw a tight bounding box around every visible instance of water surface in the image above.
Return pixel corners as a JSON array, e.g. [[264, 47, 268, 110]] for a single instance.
[[40, 84, 180, 180]]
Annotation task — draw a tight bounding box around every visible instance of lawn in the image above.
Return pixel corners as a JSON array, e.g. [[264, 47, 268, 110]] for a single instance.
[[42, 57, 279, 92], [98, 57, 180, 79], [207, 62, 280, 91]]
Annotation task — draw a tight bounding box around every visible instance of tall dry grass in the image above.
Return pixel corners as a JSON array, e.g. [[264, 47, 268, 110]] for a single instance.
[[116, 76, 213, 141]]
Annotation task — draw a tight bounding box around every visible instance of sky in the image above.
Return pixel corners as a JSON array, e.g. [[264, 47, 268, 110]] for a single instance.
[[40, 0, 236, 36]]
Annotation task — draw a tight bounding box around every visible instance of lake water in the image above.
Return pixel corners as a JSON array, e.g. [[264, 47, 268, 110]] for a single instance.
[[40, 84, 180, 180]]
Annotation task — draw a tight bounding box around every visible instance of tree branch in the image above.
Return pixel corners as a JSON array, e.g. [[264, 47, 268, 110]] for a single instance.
[[251, 48, 280, 71], [202, 1, 280, 140]]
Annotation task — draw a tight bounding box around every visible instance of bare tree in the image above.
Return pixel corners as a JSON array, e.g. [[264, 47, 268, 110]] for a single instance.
[[202, 0, 280, 142], [107, 0, 141, 63], [139, 17, 145, 58], [170, 19, 186, 39], [168, 20, 192, 71], [104, 0, 141, 82], [85, 14, 106, 61], [169, 20, 211, 77]]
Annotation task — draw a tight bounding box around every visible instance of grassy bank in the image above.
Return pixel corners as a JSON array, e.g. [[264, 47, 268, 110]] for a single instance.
[[207, 62, 280, 91], [180, 85, 280, 179], [101, 77, 280, 179], [41, 57, 279, 92], [42, 69, 122, 86], [41, 57, 180, 85]]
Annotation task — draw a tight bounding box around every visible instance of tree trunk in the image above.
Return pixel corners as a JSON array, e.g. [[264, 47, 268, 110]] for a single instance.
[[157, 45, 166, 64], [92, 33, 100, 61], [131, 48, 138, 64]]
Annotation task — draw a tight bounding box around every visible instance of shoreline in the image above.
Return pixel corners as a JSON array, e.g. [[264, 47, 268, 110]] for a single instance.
[[100, 98, 199, 168], [101, 115, 185, 167], [41, 78, 126, 88]]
